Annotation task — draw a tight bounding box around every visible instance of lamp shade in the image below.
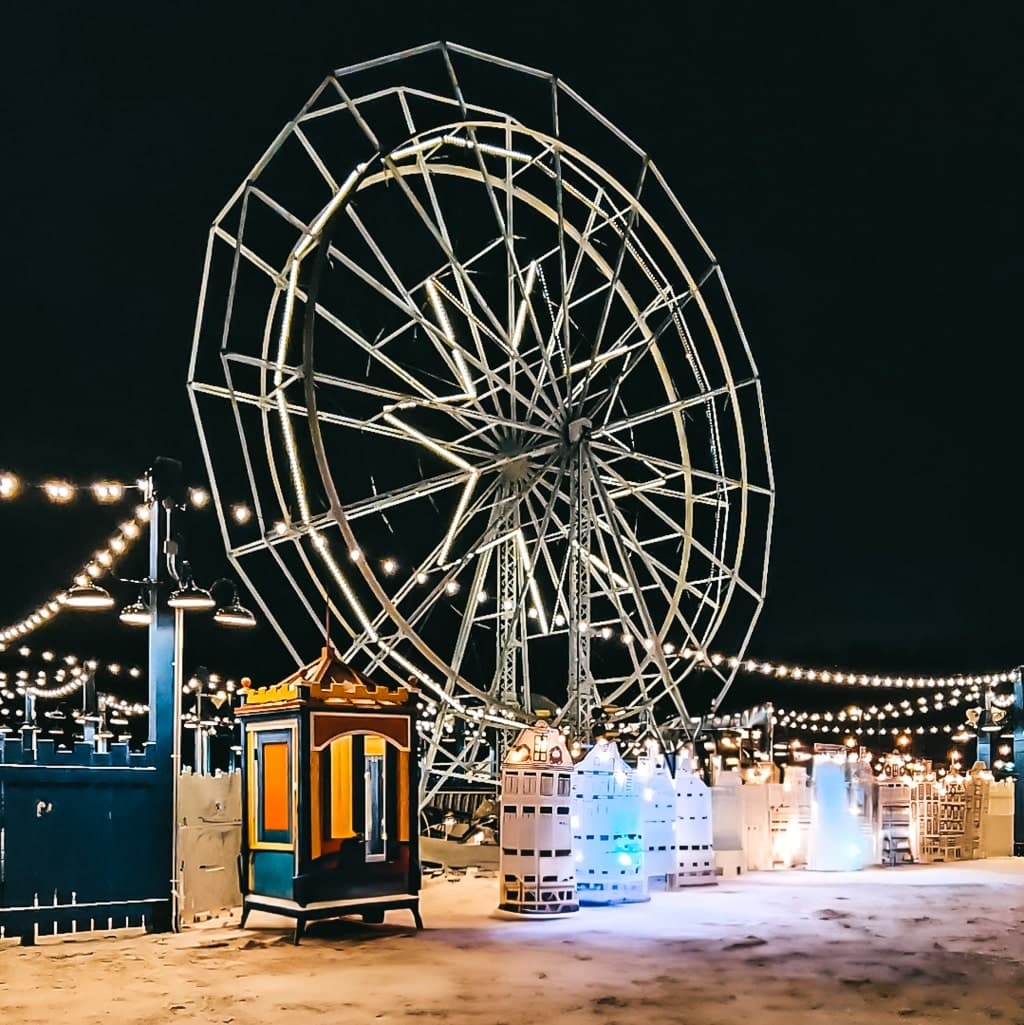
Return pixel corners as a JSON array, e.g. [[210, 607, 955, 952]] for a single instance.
[[168, 581, 215, 611], [65, 582, 115, 610], [119, 598, 152, 626], [213, 600, 256, 628]]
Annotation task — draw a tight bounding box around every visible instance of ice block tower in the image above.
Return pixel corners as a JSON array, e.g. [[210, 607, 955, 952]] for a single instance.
[[674, 755, 717, 885], [572, 739, 648, 904], [498, 723, 578, 914]]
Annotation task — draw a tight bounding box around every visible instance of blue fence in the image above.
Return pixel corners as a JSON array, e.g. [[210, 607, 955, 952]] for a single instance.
[[0, 731, 172, 944]]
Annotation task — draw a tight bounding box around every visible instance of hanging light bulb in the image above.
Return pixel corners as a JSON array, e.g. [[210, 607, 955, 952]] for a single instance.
[[44, 480, 74, 503], [91, 482, 124, 503], [0, 471, 20, 499]]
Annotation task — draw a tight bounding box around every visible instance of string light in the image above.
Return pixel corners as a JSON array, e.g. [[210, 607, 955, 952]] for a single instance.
[[771, 694, 974, 729], [0, 513, 145, 643], [706, 651, 1018, 691], [0, 647, 143, 682]]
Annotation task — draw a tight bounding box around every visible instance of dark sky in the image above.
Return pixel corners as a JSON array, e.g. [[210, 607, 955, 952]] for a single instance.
[[1, 3, 1022, 690]]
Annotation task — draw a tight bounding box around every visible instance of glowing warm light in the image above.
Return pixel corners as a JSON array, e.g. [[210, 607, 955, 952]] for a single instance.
[[189, 487, 210, 508], [44, 480, 74, 503], [91, 481, 124, 503], [381, 558, 398, 576], [0, 472, 21, 499], [231, 503, 252, 524]]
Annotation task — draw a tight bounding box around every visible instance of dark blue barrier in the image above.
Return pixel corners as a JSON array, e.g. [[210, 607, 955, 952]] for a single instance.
[[0, 731, 172, 943]]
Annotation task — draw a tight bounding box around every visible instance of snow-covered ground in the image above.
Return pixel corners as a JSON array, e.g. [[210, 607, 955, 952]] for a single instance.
[[4, 860, 1023, 1024]]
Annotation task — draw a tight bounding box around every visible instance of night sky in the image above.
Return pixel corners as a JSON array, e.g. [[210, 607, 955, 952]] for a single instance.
[[2, 4, 1022, 698]]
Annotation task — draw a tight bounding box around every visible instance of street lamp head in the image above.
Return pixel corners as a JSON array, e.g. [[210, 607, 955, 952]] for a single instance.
[[119, 590, 152, 627], [211, 579, 257, 628], [213, 599, 257, 628], [65, 581, 115, 611], [168, 581, 215, 611]]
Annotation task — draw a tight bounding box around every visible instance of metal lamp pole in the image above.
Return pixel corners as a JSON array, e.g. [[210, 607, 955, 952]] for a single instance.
[[144, 476, 180, 933]]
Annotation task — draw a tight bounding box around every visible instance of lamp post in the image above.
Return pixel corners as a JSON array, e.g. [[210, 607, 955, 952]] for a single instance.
[[68, 458, 257, 929]]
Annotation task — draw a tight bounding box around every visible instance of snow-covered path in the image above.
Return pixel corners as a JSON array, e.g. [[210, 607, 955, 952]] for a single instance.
[[4, 860, 1023, 1024]]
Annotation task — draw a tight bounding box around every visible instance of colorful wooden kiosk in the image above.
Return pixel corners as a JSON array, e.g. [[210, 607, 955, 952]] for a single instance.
[[236, 647, 422, 942]]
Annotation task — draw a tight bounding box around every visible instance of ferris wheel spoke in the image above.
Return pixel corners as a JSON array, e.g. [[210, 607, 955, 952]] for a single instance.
[[377, 156, 569, 429], [521, 475, 583, 630], [414, 150, 520, 422], [427, 273, 563, 426], [593, 435, 771, 503], [550, 93, 573, 413], [575, 160, 648, 408], [340, 466, 475, 521], [502, 457, 573, 637], [584, 458, 703, 630], [379, 157, 511, 343], [345, 475, 508, 663], [594, 453, 762, 607], [312, 301, 455, 408], [581, 509, 654, 706], [325, 218, 479, 401], [586, 269, 716, 429], [432, 56, 531, 284], [583, 449, 693, 724], [518, 484, 573, 625], [525, 186, 614, 417], [595, 377, 757, 440]]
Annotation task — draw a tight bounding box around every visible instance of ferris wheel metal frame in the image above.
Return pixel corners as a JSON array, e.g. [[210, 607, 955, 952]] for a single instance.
[[188, 41, 774, 800]]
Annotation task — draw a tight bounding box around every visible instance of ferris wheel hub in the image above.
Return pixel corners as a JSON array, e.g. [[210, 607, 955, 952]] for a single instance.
[[566, 417, 592, 446]]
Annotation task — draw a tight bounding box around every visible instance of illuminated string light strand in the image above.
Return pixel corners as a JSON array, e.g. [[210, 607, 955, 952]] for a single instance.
[[0, 472, 215, 509], [776, 719, 955, 738], [0, 646, 144, 679], [216, 540, 1015, 698], [772, 690, 978, 727], [0, 471, 136, 504], [702, 651, 1018, 691], [0, 511, 148, 643]]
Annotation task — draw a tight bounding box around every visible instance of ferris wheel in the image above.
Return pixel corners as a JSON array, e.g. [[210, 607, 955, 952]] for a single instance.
[[189, 43, 774, 792]]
